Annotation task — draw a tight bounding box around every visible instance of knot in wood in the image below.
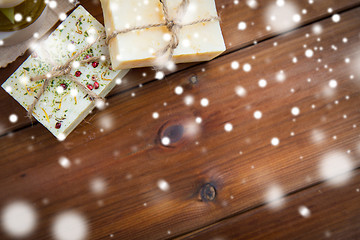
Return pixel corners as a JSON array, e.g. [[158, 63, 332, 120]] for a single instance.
[[189, 75, 198, 85], [200, 183, 216, 202], [160, 124, 184, 147]]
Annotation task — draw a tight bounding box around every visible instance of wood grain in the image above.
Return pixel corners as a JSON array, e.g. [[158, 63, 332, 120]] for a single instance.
[[178, 168, 360, 240], [0, 5, 359, 240], [0, 0, 359, 135]]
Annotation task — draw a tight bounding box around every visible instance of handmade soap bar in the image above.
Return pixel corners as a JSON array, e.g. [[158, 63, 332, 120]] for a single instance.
[[1, 5, 128, 140], [101, 0, 226, 69]]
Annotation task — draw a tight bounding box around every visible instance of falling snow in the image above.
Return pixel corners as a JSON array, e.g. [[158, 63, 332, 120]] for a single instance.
[[298, 206, 311, 218], [254, 110, 262, 119], [235, 86, 247, 97], [305, 49, 314, 58], [157, 179, 170, 191], [59, 13, 67, 21], [276, 70, 286, 82], [195, 117, 202, 124], [59, 157, 71, 169], [1, 201, 37, 238], [152, 112, 159, 119], [1, 1, 359, 239], [243, 63, 252, 72], [174, 86, 184, 95], [224, 123, 233, 132], [276, 0, 285, 7], [267, 1, 300, 31], [246, 0, 258, 9], [231, 61, 240, 70], [271, 137, 280, 146], [332, 14, 341, 23], [238, 21, 247, 30], [329, 79, 338, 88], [90, 178, 107, 194], [14, 13, 23, 22], [319, 151, 354, 185], [291, 107, 300, 116], [258, 79, 267, 88], [292, 14, 301, 23], [48, 0, 57, 9], [52, 211, 88, 240], [9, 114, 18, 123], [312, 24, 323, 35], [161, 137, 170, 146], [57, 133, 66, 142], [265, 185, 284, 209], [200, 98, 209, 107], [95, 100, 106, 110], [184, 95, 194, 106], [311, 129, 326, 143], [155, 71, 165, 80]]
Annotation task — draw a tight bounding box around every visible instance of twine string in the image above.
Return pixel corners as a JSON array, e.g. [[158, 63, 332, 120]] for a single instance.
[[106, 0, 220, 61], [27, 34, 105, 119], [27, 1, 220, 118]]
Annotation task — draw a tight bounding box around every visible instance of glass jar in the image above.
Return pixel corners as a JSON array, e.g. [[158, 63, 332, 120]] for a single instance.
[[0, 0, 47, 46]]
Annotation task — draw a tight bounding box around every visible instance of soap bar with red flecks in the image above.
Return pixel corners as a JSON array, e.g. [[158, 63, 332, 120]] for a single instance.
[[1, 5, 128, 140]]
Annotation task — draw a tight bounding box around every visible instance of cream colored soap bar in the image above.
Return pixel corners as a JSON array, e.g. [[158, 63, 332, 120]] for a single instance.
[[1, 6, 128, 140], [101, 0, 226, 69]]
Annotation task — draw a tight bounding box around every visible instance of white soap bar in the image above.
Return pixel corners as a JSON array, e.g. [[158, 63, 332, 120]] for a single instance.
[[101, 0, 226, 69], [1, 5, 128, 140]]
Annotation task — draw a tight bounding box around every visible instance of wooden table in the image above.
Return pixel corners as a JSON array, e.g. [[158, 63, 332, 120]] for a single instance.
[[1, 0, 360, 239]]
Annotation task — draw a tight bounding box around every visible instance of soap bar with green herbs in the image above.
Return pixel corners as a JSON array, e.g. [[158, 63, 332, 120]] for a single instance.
[[2, 5, 128, 140]]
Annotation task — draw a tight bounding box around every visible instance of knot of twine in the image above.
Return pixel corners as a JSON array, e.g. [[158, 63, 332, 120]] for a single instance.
[[54, 65, 72, 75], [27, 0, 220, 119], [27, 34, 105, 119], [106, 0, 220, 62]]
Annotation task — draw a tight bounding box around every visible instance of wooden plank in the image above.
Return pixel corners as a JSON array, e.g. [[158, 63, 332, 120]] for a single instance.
[[178, 168, 360, 240], [0, 6, 360, 240], [0, 0, 359, 135]]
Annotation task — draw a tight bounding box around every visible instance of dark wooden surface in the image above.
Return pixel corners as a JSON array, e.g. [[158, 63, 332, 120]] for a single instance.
[[179, 168, 360, 240], [1, 0, 359, 135], [0, 0, 360, 239]]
